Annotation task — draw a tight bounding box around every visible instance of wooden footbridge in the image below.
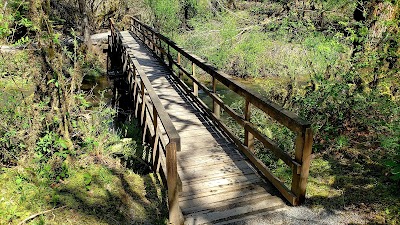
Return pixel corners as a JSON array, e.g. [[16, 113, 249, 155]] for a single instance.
[[107, 17, 313, 225]]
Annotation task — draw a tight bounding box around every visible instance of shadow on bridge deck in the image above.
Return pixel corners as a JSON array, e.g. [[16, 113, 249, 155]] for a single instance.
[[112, 30, 288, 225]]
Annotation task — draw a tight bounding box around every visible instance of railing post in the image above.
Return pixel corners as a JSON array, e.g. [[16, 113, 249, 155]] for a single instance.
[[160, 40, 165, 63], [140, 80, 146, 126], [177, 52, 182, 79], [132, 68, 138, 104], [152, 107, 160, 172], [134, 71, 141, 118], [152, 33, 156, 52], [168, 45, 173, 70], [149, 31, 153, 50], [192, 63, 198, 97], [244, 98, 254, 151], [107, 35, 111, 73], [123, 51, 128, 75], [291, 128, 313, 205], [166, 141, 183, 225], [212, 77, 220, 119], [127, 66, 133, 101]]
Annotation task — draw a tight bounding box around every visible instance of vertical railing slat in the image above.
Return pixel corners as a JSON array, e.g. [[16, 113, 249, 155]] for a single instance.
[[244, 98, 254, 152], [192, 63, 198, 97], [212, 77, 220, 119]]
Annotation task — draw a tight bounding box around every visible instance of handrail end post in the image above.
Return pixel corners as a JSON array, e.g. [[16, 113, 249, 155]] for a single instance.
[[291, 127, 313, 205], [166, 141, 183, 224]]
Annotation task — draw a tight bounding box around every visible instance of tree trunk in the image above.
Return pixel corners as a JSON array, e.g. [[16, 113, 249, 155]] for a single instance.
[[78, 0, 91, 47]]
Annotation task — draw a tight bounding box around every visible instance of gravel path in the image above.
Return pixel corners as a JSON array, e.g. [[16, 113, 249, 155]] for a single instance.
[[232, 205, 367, 225]]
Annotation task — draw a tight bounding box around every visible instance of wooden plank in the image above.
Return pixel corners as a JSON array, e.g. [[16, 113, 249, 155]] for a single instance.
[[172, 114, 213, 123], [177, 144, 240, 161], [184, 197, 285, 225], [184, 193, 282, 217], [180, 174, 261, 194], [182, 191, 272, 215], [178, 159, 248, 174], [117, 29, 297, 225], [168, 117, 214, 127], [179, 167, 255, 184], [178, 156, 242, 169], [178, 165, 255, 182], [179, 159, 249, 173], [181, 174, 263, 195], [180, 137, 230, 148], [180, 140, 228, 151], [178, 143, 238, 155], [177, 151, 243, 167], [162, 127, 217, 138], [175, 129, 221, 138]]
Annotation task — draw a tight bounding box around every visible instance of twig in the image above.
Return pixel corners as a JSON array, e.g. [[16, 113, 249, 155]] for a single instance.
[[18, 206, 67, 225], [2, 1, 7, 14]]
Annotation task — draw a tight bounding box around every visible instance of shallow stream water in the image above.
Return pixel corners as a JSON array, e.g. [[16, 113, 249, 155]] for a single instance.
[[81, 71, 113, 106]]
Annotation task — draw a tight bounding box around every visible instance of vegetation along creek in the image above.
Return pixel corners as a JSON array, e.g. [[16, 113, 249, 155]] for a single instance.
[[0, 0, 399, 224]]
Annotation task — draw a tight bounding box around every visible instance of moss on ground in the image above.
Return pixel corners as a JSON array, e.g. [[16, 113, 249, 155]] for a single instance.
[[0, 49, 168, 225], [0, 155, 168, 225]]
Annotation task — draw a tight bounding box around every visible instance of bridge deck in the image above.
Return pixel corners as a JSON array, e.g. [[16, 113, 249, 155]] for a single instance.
[[119, 31, 287, 224]]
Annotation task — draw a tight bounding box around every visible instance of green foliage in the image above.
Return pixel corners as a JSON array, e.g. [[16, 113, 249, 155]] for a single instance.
[[0, 0, 37, 43], [225, 99, 295, 185], [154, 0, 400, 222], [0, 93, 30, 165], [35, 132, 69, 161], [83, 172, 92, 190], [145, 0, 180, 33], [382, 123, 400, 181], [0, 14, 13, 38], [0, 51, 37, 166]]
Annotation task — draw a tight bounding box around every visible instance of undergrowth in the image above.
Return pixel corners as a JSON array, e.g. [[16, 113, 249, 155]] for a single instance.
[[144, 0, 400, 223], [0, 48, 168, 224]]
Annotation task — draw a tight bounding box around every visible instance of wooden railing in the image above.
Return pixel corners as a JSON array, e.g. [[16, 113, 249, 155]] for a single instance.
[[129, 17, 313, 206], [109, 19, 183, 224]]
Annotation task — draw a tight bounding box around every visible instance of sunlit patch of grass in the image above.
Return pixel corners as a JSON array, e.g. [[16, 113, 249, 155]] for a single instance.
[[0, 155, 168, 225], [307, 159, 338, 198], [0, 166, 55, 224]]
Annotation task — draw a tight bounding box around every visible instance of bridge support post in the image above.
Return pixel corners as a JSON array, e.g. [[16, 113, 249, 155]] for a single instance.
[[152, 107, 160, 173], [168, 45, 173, 70], [244, 98, 254, 152], [212, 77, 220, 119], [291, 128, 313, 205], [192, 63, 198, 97], [177, 53, 183, 79], [166, 142, 183, 225]]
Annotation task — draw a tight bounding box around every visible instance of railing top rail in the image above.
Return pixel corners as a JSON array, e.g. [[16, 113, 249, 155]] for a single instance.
[[110, 18, 180, 144], [131, 56, 181, 142], [130, 17, 310, 134]]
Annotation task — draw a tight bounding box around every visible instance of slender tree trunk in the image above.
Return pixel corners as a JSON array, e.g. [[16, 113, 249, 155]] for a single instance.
[[78, 0, 91, 47]]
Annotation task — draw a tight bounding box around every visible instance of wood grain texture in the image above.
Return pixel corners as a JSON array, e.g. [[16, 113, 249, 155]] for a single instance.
[[118, 31, 287, 224]]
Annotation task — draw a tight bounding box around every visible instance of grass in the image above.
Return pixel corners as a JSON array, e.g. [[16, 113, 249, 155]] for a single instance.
[[169, 2, 400, 223], [0, 156, 168, 225], [0, 48, 169, 224], [174, 10, 348, 79]]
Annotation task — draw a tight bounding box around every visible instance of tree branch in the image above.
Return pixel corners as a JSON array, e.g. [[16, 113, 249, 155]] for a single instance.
[[18, 206, 67, 225]]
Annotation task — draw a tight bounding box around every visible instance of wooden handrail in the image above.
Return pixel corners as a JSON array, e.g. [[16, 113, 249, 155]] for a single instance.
[[129, 16, 313, 206], [130, 16, 310, 133], [109, 19, 183, 224]]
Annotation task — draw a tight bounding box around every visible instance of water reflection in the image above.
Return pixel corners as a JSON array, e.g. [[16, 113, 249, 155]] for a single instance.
[[81, 74, 113, 106]]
